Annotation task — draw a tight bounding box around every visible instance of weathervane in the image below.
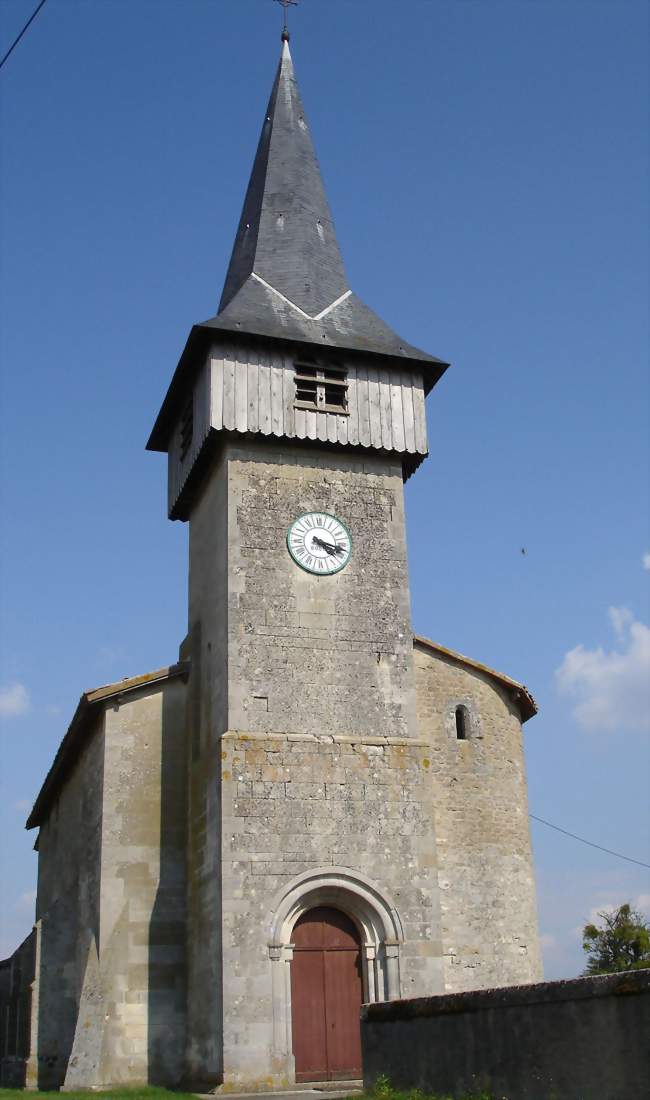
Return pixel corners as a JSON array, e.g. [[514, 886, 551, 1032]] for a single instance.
[[274, 0, 299, 42]]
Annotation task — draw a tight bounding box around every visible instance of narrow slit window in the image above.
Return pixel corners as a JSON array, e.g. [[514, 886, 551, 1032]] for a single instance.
[[294, 358, 348, 414], [455, 706, 469, 740], [180, 398, 194, 461]]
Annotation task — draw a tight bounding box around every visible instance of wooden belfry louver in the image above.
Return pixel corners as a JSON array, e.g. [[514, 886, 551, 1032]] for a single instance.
[[294, 357, 348, 413]]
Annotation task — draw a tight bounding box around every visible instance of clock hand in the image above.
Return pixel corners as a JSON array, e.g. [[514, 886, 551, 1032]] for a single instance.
[[312, 535, 344, 555], [312, 536, 336, 552]]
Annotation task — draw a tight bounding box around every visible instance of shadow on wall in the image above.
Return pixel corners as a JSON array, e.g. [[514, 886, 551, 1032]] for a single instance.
[[147, 683, 188, 1085], [361, 970, 650, 1100], [0, 932, 35, 1087], [3, 673, 190, 1090], [36, 734, 104, 1091]]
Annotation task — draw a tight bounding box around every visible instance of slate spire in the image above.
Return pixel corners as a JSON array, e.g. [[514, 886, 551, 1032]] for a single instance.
[[208, 41, 447, 376], [147, 40, 448, 453], [219, 40, 348, 319]]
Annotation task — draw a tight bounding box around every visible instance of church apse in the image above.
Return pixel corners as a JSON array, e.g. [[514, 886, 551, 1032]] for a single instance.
[[414, 641, 542, 991]]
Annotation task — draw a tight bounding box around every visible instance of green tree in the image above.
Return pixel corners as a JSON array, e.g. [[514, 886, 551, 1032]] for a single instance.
[[582, 903, 650, 975]]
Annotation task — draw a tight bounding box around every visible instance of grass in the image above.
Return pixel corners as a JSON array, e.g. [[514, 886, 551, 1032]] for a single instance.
[[0, 1090, 199, 1100], [359, 1076, 500, 1100], [0, 1083, 501, 1100]]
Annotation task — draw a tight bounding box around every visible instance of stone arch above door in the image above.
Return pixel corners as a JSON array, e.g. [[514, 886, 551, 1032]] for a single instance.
[[270, 866, 404, 955], [267, 867, 404, 1080]]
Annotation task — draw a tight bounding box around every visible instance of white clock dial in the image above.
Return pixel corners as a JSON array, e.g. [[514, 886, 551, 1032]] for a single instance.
[[287, 512, 352, 575]]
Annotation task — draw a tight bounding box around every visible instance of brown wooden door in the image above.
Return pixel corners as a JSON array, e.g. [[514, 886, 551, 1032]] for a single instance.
[[290, 907, 363, 1082]]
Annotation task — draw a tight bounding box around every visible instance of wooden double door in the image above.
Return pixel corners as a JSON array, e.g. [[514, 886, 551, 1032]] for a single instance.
[[290, 906, 363, 1082]]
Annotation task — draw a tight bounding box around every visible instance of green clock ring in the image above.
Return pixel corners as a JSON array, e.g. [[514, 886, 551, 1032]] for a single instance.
[[287, 512, 352, 576]]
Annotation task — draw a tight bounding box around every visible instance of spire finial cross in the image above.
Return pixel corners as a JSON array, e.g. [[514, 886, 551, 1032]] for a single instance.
[[274, 0, 299, 42]]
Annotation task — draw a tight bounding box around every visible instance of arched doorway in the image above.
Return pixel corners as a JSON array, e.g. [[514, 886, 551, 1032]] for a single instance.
[[290, 907, 363, 1082]]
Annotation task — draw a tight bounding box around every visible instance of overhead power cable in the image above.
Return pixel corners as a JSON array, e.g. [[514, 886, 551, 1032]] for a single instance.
[[530, 814, 650, 869], [0, 0, 48, 72]]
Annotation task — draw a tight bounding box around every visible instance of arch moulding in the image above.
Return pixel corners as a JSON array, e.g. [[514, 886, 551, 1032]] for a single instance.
[[266, 866, 404, 1077], [269, 865, 404, 949]]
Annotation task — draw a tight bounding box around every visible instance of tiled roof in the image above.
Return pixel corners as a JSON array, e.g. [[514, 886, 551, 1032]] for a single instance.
[[26, 663, 188, 829], [414, 634, 538, 722]]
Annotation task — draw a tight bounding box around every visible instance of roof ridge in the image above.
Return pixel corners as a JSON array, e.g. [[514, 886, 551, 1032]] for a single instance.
[[26, 662, 189, 830], [413, 633, 537, 722]]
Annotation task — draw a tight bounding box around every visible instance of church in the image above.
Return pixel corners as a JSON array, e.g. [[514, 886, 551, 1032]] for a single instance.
[[1, 33, 542, 1093]]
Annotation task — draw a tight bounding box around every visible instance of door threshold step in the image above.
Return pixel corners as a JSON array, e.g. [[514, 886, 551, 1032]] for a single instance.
[[301, 1082, 363, 1092], [203, 1086, 362, 1099]]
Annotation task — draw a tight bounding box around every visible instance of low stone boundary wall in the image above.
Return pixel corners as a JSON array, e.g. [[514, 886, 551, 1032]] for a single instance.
[[361, 969, 650, 1100], [0, 931, 36, 1088]]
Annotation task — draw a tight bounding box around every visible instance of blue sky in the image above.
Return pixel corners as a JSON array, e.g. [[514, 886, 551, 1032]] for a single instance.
[[1, 0, 648, 978]]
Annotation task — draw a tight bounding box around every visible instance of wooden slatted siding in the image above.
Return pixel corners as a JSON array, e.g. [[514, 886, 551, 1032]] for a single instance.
[[168, 342, 428, 515], [167, 359, 211, 515]]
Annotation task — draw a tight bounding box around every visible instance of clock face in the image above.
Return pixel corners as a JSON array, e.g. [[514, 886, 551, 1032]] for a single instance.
[[287, 512, 352, 575]]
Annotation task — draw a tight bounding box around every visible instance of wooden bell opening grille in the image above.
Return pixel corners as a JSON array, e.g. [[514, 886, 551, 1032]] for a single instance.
[[294, 357, 349, 414]]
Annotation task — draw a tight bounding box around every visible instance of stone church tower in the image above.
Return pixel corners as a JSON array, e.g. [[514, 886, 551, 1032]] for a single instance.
[[1, 37, 541, 1093]]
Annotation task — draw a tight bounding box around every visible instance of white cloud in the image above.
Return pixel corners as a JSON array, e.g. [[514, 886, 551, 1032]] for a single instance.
[[585, 903, 616, 927], [556, 608, 650, 733], [0, 682, 30, 718], [14, 799, 31, 813], [537, 867, 650, 980], [608, 605, 634, 640], [571, 904, 616, 937], [643, 552, 650, 570], [574, 896, 650, 935], [539, 933, 556, 949]]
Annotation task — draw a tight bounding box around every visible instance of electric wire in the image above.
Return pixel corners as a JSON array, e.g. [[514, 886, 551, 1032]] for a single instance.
[[0, 0, 49, 72], [530, 814, 650, 869]]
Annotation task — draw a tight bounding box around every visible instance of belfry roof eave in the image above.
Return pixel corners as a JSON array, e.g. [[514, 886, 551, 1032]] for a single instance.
[[146, 316, 449, 453], [413, 634, 538, 722], [25, 663, 189, 831]]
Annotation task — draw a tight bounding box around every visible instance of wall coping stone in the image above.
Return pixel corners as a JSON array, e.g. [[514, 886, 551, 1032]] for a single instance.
[[361, 968, 650, 1021]]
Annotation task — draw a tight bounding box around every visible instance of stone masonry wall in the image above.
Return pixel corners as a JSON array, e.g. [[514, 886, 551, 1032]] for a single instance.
[[94, 680, 187, 1088], [361, 970, 650, 1100], [185, 436, 541, 1086], [414, 643, 542, 990], [226, 441, 417, 741], [220, 730, 443, 1090], [33, 679, 187, 1091], [0, 931, 36, 1087], [186, 449, 229, 1087], [34, 714, 105, 1089], [185, 439, 445, 1089]]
